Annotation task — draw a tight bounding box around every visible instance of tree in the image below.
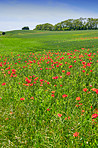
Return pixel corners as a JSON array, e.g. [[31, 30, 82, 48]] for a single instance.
[[35, 23, 54, 31], [22, 26, 29, 30], [2, 32, 5, 35]]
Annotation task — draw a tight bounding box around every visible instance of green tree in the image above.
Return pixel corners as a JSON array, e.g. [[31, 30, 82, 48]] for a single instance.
[[22, 26, 29, 30]]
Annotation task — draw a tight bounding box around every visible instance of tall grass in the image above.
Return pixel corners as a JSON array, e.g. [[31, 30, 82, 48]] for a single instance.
[[0, 46, 98, 147]]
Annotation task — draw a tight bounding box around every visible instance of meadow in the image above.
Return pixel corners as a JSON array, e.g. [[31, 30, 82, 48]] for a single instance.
[[0, 30, 98, 147]]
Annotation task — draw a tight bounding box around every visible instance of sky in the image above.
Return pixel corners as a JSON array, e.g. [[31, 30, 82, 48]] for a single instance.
[[0, 0, 98, 31]]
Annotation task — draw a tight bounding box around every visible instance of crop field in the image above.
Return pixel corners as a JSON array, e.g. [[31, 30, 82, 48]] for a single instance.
[[0, 30, 98, 147]]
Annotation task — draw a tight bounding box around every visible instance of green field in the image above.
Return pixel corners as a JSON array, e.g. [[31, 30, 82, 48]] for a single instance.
[[0, 30, 98, 147], [0, 30, 98, 53]]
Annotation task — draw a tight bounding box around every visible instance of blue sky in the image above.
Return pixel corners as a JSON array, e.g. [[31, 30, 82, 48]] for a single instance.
[[0, 0, 98, 31]]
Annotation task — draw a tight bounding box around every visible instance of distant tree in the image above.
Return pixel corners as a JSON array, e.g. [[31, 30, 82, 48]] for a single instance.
[[35, 23, 54, 31], [34, 17, 98, 31], [2, 32, 5, 35], [22, 26, 29, 30]]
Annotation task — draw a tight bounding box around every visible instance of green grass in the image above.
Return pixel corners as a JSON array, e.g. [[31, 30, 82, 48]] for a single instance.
[[0, 30, 98, 54], [0, 30, 98, 147]]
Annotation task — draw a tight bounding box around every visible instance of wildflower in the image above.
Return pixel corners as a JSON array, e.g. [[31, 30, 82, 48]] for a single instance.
[[62, 70, 65, 73], [82, 70, 85, 73], [30, 97, 34, 100], [73, 132, 79, 137], [87, 63, 91, 67], [58, 114, 62, 117], [47, 109, 49, 111], [62, 94, 68, 98], [96, 89, 98, 94], [69, 65, 72, 68], [68, 116, 71, 119], [51, 94, 54, 97], [91, 88, 97, 92], [66, 72, 71, 76], [10, 111, 13, 115], [51, 91, 55, 93], [92, 114, 98, 119], [83, 88, 88, 92], [76, 97, 81, 100], [90, 70, 93, 72], [20, 98, 25, 101], [2, 83, 6, 86]]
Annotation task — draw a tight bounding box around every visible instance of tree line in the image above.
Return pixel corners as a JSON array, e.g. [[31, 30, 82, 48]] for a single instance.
[[34, 18, 98, 31]]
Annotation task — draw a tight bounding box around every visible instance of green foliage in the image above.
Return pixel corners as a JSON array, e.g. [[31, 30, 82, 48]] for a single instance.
[[22, 26, 29, 30], [34, 18, 98, 31], [35, 23, 54, 31]]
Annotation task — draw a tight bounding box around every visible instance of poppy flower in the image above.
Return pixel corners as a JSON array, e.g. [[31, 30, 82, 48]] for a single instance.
[[66, 72, 71, 76], [2, 83, 6, 86], [51, 91, 55, 93], [95, 89, 98, 94], [62, 94, 68, 98], [76, 97, 80, 100], [51, 94, 54, 97], [92, 114, 98, 119], [73, 132, 79, 137], [58, 114, 62, 117], [62, 70, 65, 73], [20, 98, 25, 101], [30, 97, 34, 100], [69, 65, 72, 68], [83, 88, 88, 92]]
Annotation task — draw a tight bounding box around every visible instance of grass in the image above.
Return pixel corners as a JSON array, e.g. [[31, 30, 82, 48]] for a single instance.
[[0, 30, 98, 54], [0, 30, 98, 147]]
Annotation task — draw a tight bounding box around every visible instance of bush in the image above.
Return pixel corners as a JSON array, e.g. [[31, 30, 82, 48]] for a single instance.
[[2, 32, 5, 35], [22, 26, 29, 30]]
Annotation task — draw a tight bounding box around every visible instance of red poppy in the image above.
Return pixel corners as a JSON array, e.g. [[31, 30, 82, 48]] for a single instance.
[[69, 65, 72, 68], [2, 83, 6, 86], [95, 89, 98, 94], [62, 94, 68, 98], [76, 97, 80, 100], [58, 114, 62, 117], [82, 70, 85, 73], [20, 98, 25, 101], [73, 132, 79, 137], [51, 91, 55, 93], [30, 97, 34, 100], [51, 94, 54, 97], [92, 114, 98, 119], [83, 88, 88, 92], [66, 72, 71, 76], [62, 70, 65, 73]]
